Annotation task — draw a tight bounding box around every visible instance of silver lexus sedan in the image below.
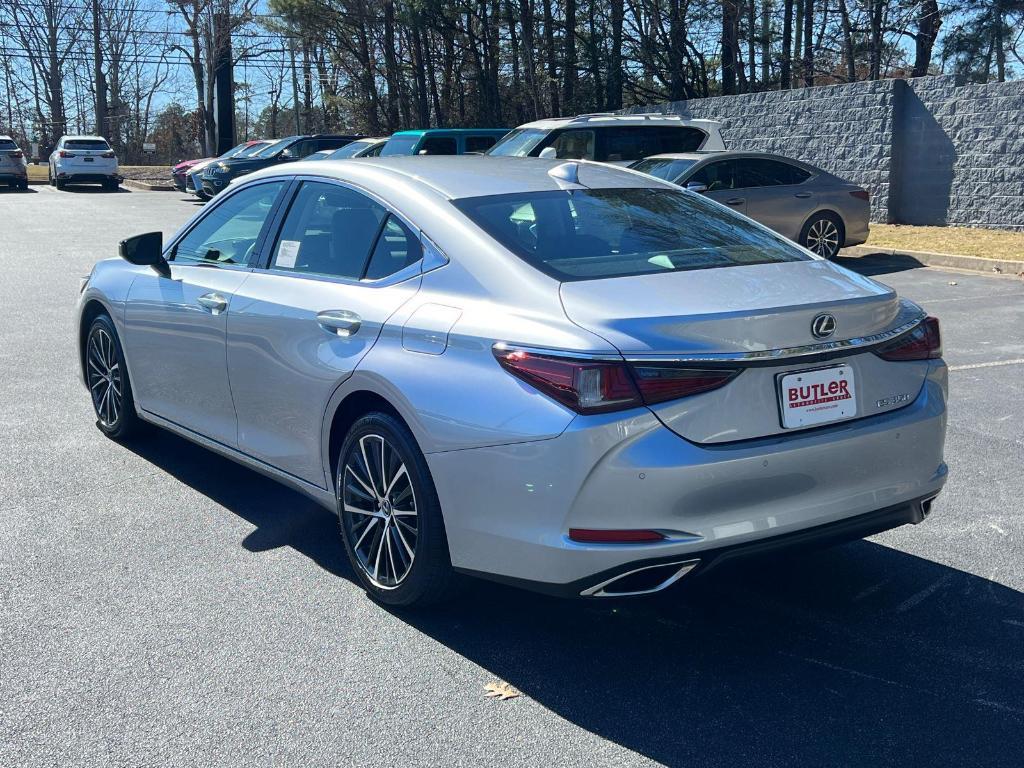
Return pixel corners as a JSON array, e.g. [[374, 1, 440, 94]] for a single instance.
[[76, 156, 947, 606], [629, 151, 871, 259]]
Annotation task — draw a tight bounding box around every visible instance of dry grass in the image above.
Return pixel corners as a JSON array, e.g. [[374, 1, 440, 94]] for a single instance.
[[26, 164, 171, 182], [866, 223, 1024, 261]]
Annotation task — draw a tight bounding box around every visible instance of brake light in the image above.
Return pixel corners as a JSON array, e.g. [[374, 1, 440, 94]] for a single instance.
[[101, 151, 115, 158], [569, 529, 666, 543], [59, 150, 76, 158], [849, 189, 870, 201], [10, 150, 22, 158], [875, 317, 941, 361], [493, 347, 739, 414]]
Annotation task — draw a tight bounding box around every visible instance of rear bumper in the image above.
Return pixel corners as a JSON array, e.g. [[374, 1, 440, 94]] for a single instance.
[[56, 172, 121, 183], [0, 170, 28, 180], [428, 365, 947, 594]]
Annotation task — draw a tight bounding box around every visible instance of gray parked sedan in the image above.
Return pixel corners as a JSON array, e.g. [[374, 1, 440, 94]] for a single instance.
[[629, 151, 870, 259], [77, 156, 946, 607]]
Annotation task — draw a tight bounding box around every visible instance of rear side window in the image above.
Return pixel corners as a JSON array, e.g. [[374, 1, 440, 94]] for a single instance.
[[420, 137, 457, 155], [453, 188, 810, 281], [601, 126, 706, 161], [465, 135, 498, 152], [317, 137, 354, 152], [65, 139, 110, 151], [172, 181, 287, 265], [734, 158, 812, 188], [547, 129, 595, 160], [364, 216, 423, 279], [270, 181, 386, 279]]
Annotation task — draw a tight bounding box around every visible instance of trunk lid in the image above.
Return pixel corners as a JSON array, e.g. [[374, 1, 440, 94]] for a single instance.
[[559, 260, 930, 443]]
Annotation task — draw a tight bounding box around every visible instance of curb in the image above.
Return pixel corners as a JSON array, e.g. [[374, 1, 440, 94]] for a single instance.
[[841, 245, 1023, 277], [123, 179, 176, 191]]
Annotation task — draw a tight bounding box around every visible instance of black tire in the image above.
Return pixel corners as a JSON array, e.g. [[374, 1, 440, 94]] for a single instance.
[[103, 179, 118, 192], [195, 189, 210, 201], [18, 180, 28, 191], [336, 412, 454, 607], [84, 314, 141, 440], [799, 212, 845, 259], [48, 167, 55, 186], [55, 177, 66, 190]]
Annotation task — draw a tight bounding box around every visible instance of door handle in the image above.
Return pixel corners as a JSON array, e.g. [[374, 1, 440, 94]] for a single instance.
[[794, 191, 813, 199], [726, 197, 745, 205], [317, 310, 361, 337], [197, 292, 228, 313]]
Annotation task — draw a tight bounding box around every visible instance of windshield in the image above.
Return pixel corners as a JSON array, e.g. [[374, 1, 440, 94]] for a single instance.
[[219, 142, 250, 158], [630, 158, 698, 182], [485, 128, 548, 157], [328, 140, 373, 159], [254, 139, 291, 158], [236, 142, 270, 158], [380, 135, 421, 156], [453, 188, 811, 282]]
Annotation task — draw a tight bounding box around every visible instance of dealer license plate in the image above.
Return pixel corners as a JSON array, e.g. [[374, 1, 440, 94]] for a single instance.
[[779, 365, 857, 429]]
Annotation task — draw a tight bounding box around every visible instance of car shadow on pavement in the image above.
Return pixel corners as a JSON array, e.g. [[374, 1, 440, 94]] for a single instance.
[[123, 429, 1024, 767], [836, 252, 926, 277]]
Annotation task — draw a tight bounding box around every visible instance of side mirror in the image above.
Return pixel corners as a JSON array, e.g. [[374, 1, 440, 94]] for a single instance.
[[685, 181, 708, 194], [538, 147, 558, 160], [119, 232, 170, 278]]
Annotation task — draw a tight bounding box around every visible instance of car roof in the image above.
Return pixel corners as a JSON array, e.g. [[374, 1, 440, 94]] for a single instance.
[[514, 114, 722, 131], [246, 155, 674, 200], [60, 135, 109, 141], [390, 128, 509, 137], [643, 150, 808, 163], [0, 135, 14, 141]]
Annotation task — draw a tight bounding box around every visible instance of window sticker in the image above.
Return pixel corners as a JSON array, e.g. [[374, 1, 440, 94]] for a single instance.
[[276, 239, 301, 269]]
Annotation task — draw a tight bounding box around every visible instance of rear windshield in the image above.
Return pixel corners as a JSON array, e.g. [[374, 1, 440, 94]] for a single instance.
[[0, 139, 18, 149], [65, 139, 109, 150], [380, 135, 421, 156], [453, 188, 811, 282], [630, 157, 698, 182], [329, 141, 372, 159], [486, 128, 548, 157]]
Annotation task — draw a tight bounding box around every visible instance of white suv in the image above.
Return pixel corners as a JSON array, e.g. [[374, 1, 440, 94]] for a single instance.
[[0, 135, 28, 190], [49, 135, 121, 191], [486, 113, 725, 164]]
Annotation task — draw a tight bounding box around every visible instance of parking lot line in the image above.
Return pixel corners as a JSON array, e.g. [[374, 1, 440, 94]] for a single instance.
[[949, 358, 1024, 371]]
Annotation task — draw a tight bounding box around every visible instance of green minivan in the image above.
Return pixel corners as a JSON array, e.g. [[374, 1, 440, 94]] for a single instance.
[[379, 128, 510, 156]]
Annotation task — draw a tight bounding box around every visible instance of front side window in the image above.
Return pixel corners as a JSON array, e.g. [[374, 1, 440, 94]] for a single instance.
[[269, 181, 387, 279], [420, 137, 457, 155], [172, 181, 287, 265], [689, 160, 737, 191], [453, 187, 811, 282], [546, 129, 595, 160]]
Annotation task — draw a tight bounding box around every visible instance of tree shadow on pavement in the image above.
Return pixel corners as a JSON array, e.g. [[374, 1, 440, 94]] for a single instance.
[[124, 428, 1024, 767], [836, 252, 926, 277]]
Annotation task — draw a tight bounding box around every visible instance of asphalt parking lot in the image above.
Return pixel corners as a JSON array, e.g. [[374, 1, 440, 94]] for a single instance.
[[1, 185, 1022, 767]]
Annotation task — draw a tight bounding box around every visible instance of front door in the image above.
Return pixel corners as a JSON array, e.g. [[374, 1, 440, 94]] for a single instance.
[[124, 179, 289, 445], [227, 180, 424, 486]]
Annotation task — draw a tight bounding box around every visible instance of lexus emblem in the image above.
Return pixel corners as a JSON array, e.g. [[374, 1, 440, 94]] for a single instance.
[[811, 313, 837, 339]]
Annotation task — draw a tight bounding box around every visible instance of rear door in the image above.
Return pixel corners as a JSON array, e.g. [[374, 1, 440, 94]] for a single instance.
[[124, 179, 289, 445], [227, 179, 423, 485], [733, 158, 816, 240]]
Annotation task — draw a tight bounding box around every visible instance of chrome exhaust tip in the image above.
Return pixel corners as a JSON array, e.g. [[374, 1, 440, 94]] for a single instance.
[[580, 559, 700, 597]]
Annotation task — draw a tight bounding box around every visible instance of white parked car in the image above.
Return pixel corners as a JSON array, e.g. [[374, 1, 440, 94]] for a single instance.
[[0, 135, 29, 190], [486, 113, 725, 164], [48, 135, 121, 191]]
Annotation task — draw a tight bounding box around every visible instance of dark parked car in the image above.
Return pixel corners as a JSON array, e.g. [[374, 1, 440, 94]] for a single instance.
[[200, 134, 362, 196]]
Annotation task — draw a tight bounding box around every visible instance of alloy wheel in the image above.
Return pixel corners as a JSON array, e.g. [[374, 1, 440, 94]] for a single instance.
[[341, 433, 418, 589], [87, 326, 123, 428], [805, 218, 841, 258]]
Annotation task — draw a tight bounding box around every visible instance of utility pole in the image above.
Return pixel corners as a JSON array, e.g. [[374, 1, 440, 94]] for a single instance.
[[289, 35, 301, 135], [211, 0, 236, 153], [91, 0, 108, 136]]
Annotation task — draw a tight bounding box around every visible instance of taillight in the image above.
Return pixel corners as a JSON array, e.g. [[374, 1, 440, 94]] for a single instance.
[[875, 317, 941, 361], [101, 151, 116, 159], [59, 150, 76, 158], [11, 150, 22, 158], [850, 189, 870, 201], [493, 347, 739, 414]]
